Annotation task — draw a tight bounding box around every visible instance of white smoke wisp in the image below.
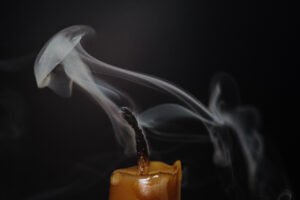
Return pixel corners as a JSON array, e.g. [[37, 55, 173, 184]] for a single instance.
[[34, 25, 263, 189], [34, 25, 217, 153]]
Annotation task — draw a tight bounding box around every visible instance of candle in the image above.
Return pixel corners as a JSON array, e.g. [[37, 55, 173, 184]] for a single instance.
[[109, 107, 182, 200], [109, 160, 182, 200]]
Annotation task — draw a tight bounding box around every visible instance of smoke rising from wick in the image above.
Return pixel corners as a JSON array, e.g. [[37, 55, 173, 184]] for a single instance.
[[34, 25, 286, 198], [34, 25, 217, 155]]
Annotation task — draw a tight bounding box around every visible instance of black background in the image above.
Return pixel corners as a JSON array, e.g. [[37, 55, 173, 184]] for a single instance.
[[0, 0, 291, 199]]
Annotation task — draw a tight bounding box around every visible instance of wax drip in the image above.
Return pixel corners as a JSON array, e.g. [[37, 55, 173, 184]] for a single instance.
[[121, 107, 149, 175]]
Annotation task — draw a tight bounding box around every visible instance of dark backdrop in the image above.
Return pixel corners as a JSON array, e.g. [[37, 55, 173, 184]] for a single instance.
[[0, 0, 291, 200]]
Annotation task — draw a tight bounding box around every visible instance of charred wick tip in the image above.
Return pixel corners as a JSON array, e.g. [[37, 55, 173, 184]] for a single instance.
[[121, 107, 149, 175]]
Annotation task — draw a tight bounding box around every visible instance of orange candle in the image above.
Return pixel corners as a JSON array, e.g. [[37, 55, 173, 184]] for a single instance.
[[108, 107, 182, 200], [109, 160, 182, 200]]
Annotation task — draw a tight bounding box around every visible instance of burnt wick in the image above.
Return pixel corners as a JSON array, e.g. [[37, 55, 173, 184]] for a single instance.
[[121, 107, 149, 175]]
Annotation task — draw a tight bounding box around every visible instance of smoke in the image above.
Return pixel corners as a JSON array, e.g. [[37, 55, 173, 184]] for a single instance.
[[277, 189, 293, 200], [34, 25, 217, 155], [34, 25, 291, 199]]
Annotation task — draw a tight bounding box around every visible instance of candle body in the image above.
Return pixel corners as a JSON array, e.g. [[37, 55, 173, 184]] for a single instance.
[[109, 161, 182, 200]]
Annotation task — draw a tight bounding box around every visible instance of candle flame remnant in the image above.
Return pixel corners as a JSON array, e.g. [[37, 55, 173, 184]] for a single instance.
[[121, 107, 149, 175]]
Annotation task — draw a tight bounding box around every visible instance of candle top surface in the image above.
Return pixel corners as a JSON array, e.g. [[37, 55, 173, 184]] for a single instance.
[[112, 161, 181, 177]]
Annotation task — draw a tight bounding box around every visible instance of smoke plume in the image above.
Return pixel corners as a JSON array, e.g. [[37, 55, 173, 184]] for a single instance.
[[34, 25, 292, 199]]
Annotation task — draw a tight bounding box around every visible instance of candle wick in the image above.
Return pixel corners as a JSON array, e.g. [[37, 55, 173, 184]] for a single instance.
[[121, 107, 149, 175]]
